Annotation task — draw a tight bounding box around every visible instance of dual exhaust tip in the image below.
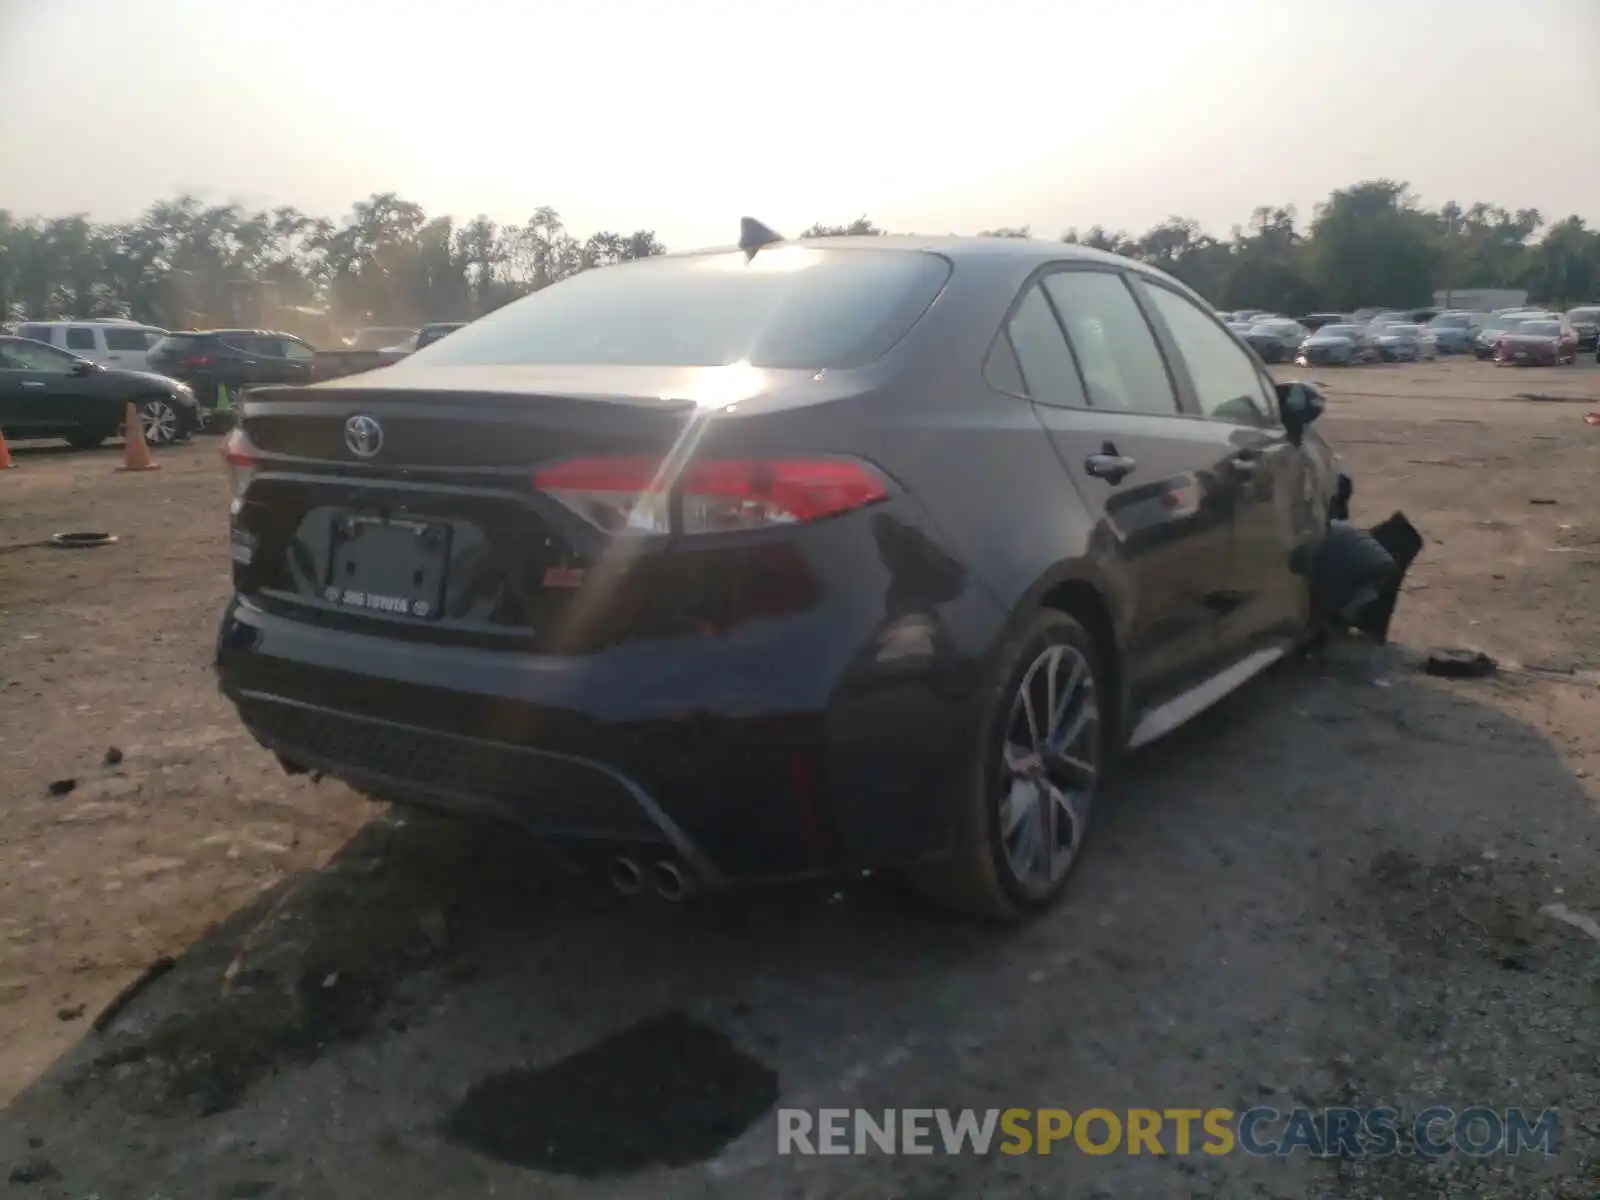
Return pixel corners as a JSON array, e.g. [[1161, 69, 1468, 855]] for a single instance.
[[608, 855, 693, 901]]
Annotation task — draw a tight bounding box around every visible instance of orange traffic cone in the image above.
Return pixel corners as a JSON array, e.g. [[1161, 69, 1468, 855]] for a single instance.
[[116, 402, 161, 473], [0, 427, 12, 470]]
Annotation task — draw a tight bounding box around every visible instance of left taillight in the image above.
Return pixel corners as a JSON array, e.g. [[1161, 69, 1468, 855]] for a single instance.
[[222, 426, 258, 502], [531, 455, 891, 535]]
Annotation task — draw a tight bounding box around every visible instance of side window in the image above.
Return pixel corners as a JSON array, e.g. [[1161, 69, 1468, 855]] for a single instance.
[[103, 327, 151, 352], [252, 336, 285, 358], [64, 326, 97, 352], [1001, 285, 1089, 407], [3, 340, 76, 372], [1041, 272, 1179, 416], [279, 338, 315, 361], [1141, 283, 1277, 426], [982, 330, 1026, 395], [15, 325, 52, 345]]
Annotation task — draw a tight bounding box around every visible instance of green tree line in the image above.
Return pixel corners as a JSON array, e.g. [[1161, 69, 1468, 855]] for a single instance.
[[2, 178, 1595, 336]]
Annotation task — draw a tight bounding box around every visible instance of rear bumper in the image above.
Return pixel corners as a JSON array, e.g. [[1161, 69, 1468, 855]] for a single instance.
[[215, 540, 993, 881]]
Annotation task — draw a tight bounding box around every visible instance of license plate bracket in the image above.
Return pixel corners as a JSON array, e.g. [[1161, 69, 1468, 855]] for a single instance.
[[324, 515, 450, 619]]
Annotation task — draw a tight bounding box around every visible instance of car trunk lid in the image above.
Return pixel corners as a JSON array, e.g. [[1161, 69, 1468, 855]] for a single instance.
[[228, 365, 838, 652]]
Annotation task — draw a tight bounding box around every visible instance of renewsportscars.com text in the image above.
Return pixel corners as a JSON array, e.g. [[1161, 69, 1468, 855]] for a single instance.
[[777, 1106, 1561, 1158]]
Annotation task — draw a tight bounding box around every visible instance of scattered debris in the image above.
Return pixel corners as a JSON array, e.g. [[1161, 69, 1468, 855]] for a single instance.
[[49, 531, 117, 550], [1423, 648, 1498, 679], [103, 746, 123, 767], [91, 956, 177, 1034], [45, 778, 77, 797], [1529, 497, 1557, 506], [1540, 903, 1600, 946], [56, 1004, 85, 1022]]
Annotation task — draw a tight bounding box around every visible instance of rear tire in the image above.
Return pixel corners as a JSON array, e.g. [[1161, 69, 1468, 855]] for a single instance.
[[903, 610, 1108, 920]]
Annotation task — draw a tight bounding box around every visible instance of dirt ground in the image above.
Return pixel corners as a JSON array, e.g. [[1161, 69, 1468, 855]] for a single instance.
[[3, 357, 1600, 1199]]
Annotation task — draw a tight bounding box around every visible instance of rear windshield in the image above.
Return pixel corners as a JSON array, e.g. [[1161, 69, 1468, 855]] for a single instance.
[[1517, 321, 1560, 337], [413, 246, 954, 370]]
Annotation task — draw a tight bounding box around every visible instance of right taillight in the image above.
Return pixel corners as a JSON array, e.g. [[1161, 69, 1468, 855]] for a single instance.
[[531, 455, 891, 535], [183, 354, 211, 368], [222, 426, 258, 502]]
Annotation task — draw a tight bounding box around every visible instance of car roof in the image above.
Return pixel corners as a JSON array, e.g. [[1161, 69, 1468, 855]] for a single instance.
[[684, 233, 1148, 272], [167, 328, 297, 337]]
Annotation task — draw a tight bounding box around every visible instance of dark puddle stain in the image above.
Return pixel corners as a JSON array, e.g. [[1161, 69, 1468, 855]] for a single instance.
[[444, 1010, 779, 1176]]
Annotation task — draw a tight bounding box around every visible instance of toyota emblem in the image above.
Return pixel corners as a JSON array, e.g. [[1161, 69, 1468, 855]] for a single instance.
[[344, 414, 383, 458]]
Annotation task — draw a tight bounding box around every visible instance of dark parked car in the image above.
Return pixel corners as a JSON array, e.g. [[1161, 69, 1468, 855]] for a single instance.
[[1564, 306, 1599, 351], [1242, 318, 1309, 363], [1492, 318, 1578, 366], [344, 327, 418, 352], [1426, 311, 1486, 354], [1472, 312, 1543, 359], [146, 329, 317, 416], [1373, 324, 1436, 362], [0, 335, 201, 448], [1297, 312, 1353, 333], [215, 227, 1406, 919], [416, 321, 467, 350], [1296, 324, 1375, 366]]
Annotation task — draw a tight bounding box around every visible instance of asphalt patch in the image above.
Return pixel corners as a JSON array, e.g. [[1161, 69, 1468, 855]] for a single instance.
[[444, 1010, 779, 1176]]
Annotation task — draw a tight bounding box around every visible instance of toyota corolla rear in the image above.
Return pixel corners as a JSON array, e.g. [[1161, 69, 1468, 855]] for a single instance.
[[214, 243, 995, 886]]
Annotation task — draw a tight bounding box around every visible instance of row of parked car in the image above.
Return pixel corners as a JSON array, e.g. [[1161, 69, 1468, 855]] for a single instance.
[[1218, 305, 1600, 368], [0, 319, 469, 450]]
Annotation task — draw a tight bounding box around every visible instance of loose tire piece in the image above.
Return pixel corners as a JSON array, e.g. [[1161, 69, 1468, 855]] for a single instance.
[[905, 609, 1108, 921]]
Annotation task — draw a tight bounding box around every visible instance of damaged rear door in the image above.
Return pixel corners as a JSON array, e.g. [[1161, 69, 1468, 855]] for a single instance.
[[1134, 279, 1317, 655]]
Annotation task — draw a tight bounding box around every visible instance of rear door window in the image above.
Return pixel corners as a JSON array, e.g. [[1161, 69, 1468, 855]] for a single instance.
[[64, 326, 97, 352], [15, 325, 53, 344], [103, 327, 153, 352], [416, 246, 953, 370], [150, 335, 200, 357], [1040, 272, 1179, 416]]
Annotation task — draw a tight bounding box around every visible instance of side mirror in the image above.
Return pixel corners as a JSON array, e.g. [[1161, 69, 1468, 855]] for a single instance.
[[69, 358, 97, 377], [1277, 381, 1325, 444]]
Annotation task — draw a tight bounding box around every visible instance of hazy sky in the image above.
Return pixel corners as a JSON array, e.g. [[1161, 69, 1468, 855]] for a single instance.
[[1, 0, 1595, 248]]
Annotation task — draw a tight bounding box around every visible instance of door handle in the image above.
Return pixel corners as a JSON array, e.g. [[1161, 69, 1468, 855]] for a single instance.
[[1084, 442, 1136, 483], [21, 380, 45, 390]]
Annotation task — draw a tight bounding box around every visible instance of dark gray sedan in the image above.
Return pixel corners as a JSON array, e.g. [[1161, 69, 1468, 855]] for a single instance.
[[0, 335, 201, 448], [1243, 318, 1310, 363]]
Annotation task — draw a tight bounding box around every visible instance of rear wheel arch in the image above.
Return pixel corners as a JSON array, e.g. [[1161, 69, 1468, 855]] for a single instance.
[[1037, 578, 1123, 752]]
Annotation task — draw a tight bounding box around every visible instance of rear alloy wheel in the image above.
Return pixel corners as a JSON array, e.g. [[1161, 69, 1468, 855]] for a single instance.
[[906, 610, 1106, 919], [995, 641, 1101, 900], [137, 397, 180, 447]]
